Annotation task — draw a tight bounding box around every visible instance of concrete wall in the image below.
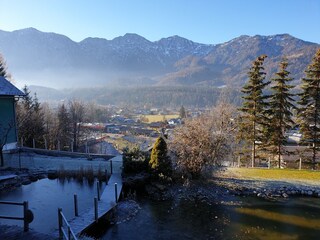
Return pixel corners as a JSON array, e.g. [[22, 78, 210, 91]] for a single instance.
[[3, 151, 123, 173]]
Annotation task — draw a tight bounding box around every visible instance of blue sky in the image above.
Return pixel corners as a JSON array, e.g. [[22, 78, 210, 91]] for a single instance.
[[0, 0, 319, 44]]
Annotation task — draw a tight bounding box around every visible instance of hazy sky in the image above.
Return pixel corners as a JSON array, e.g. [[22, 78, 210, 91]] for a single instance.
[[0, 0, 319, 44]]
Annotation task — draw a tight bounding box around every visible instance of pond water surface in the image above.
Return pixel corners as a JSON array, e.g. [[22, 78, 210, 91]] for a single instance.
[[2, 179, 320, 239], [0, 178, 105, 234], [100, 196, 320, 240]]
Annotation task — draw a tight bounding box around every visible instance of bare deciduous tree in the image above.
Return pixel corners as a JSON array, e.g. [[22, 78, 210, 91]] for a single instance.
[[69, 100, 85, 151], [170, 102, 237, 178]]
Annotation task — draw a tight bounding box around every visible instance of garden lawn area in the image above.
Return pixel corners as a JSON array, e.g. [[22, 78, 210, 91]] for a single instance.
[[224, 167, 320, 184]]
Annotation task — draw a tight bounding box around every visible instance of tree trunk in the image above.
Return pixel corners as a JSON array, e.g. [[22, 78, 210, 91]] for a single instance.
[[278, 143, 281, 169], [312, 142, 316, 170], [252, 120, 256, 168]]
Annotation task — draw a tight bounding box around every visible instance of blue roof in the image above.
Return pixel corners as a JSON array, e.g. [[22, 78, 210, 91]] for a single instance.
[[0, 76, 24, 96]]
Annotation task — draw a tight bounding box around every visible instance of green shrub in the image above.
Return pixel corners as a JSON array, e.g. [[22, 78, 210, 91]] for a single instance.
[[123, 147, 149, 174]]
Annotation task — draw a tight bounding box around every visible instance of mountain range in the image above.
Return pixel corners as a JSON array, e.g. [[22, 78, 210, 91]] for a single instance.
[[0, 27, 319, 89]]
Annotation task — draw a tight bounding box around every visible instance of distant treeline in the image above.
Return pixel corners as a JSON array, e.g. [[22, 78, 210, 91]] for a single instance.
[[39, 86, 243, 108]]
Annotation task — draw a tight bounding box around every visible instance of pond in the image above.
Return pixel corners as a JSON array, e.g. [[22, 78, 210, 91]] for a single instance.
[[99, 196, 320, 240], [0, 178, 105, 234]]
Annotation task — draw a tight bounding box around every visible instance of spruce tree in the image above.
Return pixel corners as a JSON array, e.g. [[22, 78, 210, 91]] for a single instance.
[[0, 54, 7, 77], [149, 137, 171, 176], [298, 49, 320, 169], [57, 104, 72, 150], [16, 86, 45, 147], [268, 58, 295, 168], [179, 105, 186, 118], [239, 55, 269, 167]]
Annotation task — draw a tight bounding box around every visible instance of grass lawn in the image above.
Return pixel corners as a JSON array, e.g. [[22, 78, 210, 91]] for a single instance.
[[225, 167, 320, 183], [141, 114, 180, 123]]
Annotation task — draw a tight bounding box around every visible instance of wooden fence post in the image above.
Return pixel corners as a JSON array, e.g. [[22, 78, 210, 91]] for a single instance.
[[58, 208, 63, 239], [115, 183, 118, 203], [23, 201, 29, 232], [94, 197, 98, 222], [74, 194, 78, 217], [97, 181, 100, 201]]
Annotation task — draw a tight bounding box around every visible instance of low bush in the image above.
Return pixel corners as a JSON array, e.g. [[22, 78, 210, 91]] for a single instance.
[[123, 147, 150, 175]]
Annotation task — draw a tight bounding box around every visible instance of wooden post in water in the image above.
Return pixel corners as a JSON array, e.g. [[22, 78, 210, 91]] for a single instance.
[[94, 197, 98, 222], [44, 138, 47, 150], [115, 183, 118, 203], [57, 140, 61, 151], [58, 208, 63, 239], [74, 194, 78, 216], [97, 181, 100, 201], [23, 201, 29, 232], [33, 139, 35, 148], [21, 137, 23, 147], [268, 157, 271, 169]]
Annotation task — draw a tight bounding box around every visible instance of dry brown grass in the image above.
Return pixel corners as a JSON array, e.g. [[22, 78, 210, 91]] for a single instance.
[[223, 167, 320, 184]]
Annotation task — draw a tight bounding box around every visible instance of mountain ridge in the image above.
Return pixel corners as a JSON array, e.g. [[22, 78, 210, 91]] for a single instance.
[[0, 28, 319, 88]]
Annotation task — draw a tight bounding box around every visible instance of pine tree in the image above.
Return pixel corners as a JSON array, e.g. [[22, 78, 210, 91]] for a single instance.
[[239, 55, 269, 167], [298, 49, 320, 169], [267, 58, 295, 168], [149, 137, 171, 176], [57, 104, 72, 150]]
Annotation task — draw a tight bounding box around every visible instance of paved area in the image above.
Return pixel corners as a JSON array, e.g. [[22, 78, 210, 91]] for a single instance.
[[0, 225, 55, 240]]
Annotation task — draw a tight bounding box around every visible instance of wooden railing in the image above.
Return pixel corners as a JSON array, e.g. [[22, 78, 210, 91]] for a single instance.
[[58, 208, 78, 240], [0, 201, 33, 232]]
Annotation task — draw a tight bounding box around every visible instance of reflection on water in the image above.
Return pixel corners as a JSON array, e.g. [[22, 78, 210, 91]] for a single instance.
[[100, 197, 320, 240], [0, 178, 105, 234]]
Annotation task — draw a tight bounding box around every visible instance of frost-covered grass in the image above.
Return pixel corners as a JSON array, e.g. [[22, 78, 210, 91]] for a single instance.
[[225, 167, 320, 183]]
